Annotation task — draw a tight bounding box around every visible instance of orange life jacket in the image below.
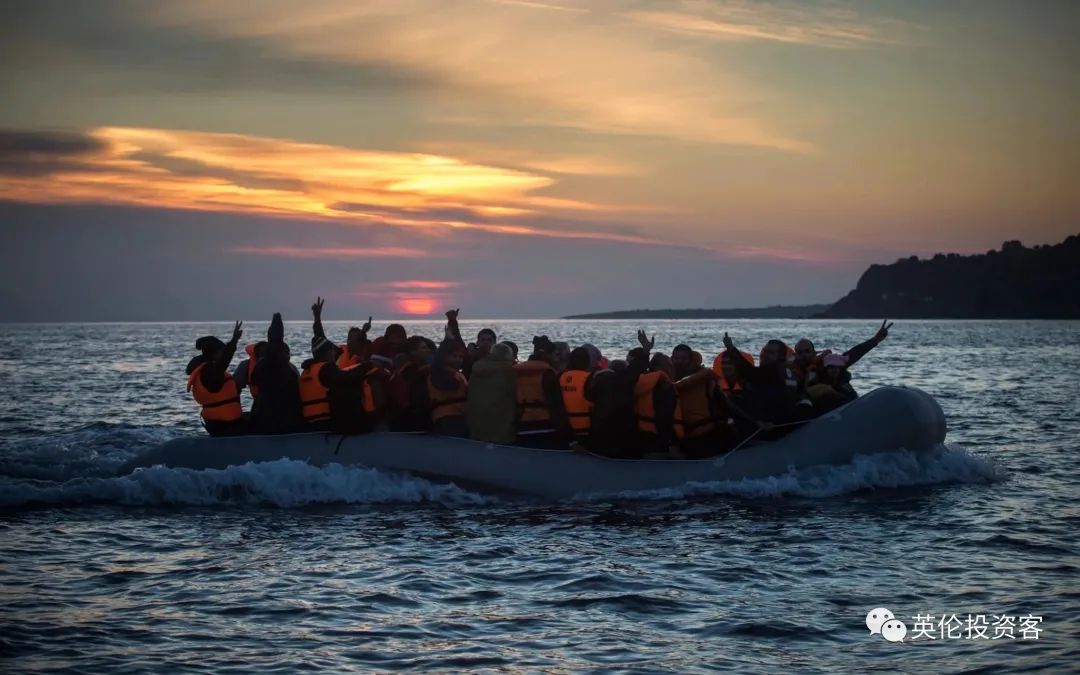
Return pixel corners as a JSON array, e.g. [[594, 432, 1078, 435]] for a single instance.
[[298, 362, 331, 424], [344, 362, 383, 415], [633, 370, 669, 434], [560, 370, 592, 435], [187, 363, 243, 423], [428, 369, 468, 422], [791, 356, 823, 387], [243, 343, 260, 399], [337, 344, 362, 369], [674, 369, 720, 440], [514, 361, 555, 426], [712, 350, 754, 392]]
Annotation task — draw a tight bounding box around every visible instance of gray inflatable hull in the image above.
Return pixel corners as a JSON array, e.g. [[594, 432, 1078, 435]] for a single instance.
[[121, 386, 946, 500]]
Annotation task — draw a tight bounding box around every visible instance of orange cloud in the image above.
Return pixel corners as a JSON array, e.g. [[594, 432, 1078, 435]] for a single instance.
[[231, 246, 429, 259], [384, 280, 461, 289], [628, 4, 917, 49], [0, 126, 701, 250]]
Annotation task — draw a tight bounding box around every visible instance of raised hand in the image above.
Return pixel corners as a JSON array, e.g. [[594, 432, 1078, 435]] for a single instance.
[[637, 329, 655, 350], [722, 332, 735, 351], [875, 319, 894, 342], [361, 316, 373, 333], [311, 296, 324, 317], [446, 308, 460, 321], [232, 320, 243, 342]]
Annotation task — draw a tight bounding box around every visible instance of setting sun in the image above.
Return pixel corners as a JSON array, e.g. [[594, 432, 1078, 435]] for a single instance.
[[396, 297, 436, 315]]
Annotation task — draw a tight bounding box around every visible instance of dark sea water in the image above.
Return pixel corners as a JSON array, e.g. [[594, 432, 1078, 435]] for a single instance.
[[1, 320, 1077, 673]]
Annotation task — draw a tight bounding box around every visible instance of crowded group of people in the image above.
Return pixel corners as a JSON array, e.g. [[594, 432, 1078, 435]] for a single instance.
[[185, 299, 893, 459]]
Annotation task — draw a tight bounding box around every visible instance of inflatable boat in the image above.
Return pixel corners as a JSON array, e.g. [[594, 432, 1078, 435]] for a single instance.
[[120, 386, 945, 499]]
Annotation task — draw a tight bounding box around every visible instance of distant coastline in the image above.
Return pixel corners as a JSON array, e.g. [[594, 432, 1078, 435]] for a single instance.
[[562, 305, 830, 320], [817, 234, 1079, 319], [568, 234, 1079, 321]]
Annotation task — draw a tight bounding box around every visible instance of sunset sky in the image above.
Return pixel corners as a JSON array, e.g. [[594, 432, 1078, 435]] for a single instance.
[[1, 0, 1076, 320]]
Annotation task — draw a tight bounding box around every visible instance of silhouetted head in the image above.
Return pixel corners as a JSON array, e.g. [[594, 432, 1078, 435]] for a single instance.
[[627, 347, 649, 370], [405, 335, 434, 363], [195, 336, 226, 361], [650, 353, 674, 379], [476, 328, 497, 355], [347, 326, 366, 354], [671, 344, 694, 378], [445, 341, 467, 370], [385, 323, 407, 345], [489, 343, 514, 363], [502, 341, 519, 360], [719, 351, 743, 384], [794, 338, 816, 367], [532, 335, 555, 355], [761, 339, 789, 368], [820, 353, 850, 385], [568, 347, 591, 372]]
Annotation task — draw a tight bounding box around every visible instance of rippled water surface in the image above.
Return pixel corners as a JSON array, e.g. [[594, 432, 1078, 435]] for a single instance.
[[1, 320, 1077, 673]]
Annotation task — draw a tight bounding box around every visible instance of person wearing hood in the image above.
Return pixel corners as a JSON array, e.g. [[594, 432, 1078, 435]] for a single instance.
[[467, 342, 518, 444], [248, 313, 304, 435], [186, 321, 246, 436]]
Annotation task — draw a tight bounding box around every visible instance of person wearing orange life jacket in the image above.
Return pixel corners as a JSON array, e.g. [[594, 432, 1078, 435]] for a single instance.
[[426, 308, 470, 437], [559, 347, 595, 449], [649, 352, 675, 380], [712, 349, 753, 389], [231, 341, 266, 400], [309, 296, 373, 369], [630, 332, 677, 456], [352, 355, 393, 430], [299, 333, 379, 435], [513, 338, 570, 448], [185, 321, 246, 437], [671, 353, 767, 458]]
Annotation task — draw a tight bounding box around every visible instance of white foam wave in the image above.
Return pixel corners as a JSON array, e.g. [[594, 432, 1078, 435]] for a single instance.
[[588, 445, 1001, 501], [0, 459, 490, 508]]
